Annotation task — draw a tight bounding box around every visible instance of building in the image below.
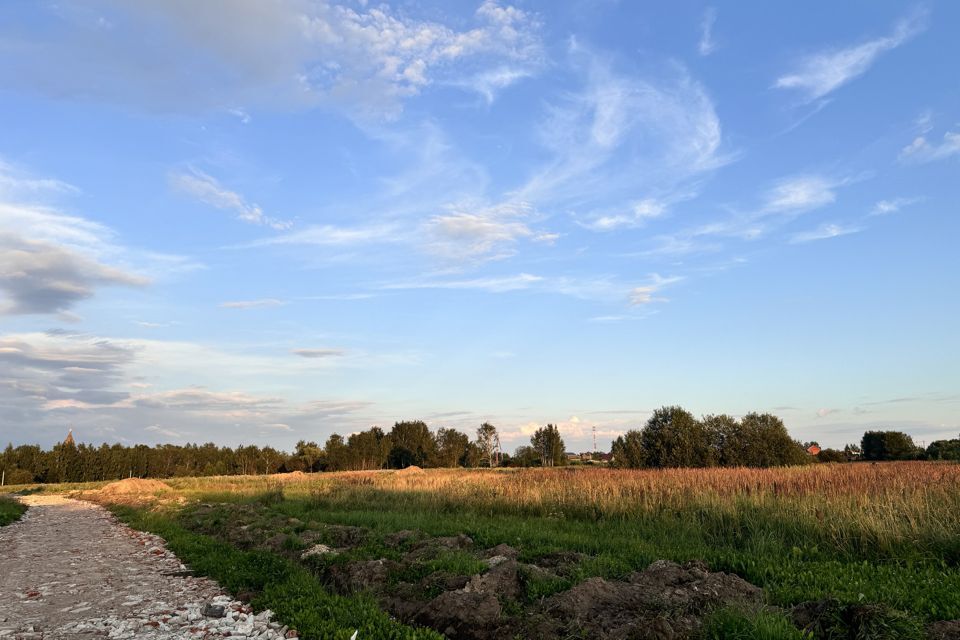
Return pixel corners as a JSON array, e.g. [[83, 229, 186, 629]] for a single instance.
[[806, 444, 821, 456], [63, 428, 75, 446]]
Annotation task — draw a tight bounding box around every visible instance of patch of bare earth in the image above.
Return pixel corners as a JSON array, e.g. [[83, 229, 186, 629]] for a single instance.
[[0, 496, 291, 639]]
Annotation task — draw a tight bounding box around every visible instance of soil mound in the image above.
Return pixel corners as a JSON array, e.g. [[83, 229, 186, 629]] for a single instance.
[[396, 465, 425, 475], [272, 470, 308, 482], [98, 478, 171, 496]]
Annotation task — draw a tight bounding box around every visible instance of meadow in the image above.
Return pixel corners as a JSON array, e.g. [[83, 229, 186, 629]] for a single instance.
[[6, 462, 960, 639]]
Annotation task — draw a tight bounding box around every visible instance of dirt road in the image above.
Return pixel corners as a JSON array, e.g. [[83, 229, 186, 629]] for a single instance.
[[0, 495, 289, 639]]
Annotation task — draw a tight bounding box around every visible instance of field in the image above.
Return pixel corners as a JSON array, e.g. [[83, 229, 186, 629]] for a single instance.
[[7, 462, 960, 639]]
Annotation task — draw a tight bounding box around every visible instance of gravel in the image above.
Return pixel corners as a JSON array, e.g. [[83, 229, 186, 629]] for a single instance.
[[0, 495, 294, 639]]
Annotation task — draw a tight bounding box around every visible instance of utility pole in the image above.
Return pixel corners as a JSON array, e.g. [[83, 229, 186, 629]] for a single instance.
[[592, 426, 597, 455]]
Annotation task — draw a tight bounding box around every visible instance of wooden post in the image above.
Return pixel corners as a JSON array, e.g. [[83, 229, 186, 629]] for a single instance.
[[1, 469, 5, 486]]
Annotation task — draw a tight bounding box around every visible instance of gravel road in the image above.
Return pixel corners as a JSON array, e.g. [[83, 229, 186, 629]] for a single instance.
[[0, 495, 292, 639]]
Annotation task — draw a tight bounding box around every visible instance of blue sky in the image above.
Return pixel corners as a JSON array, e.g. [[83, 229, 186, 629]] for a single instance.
[[1, 1, 957, 451]]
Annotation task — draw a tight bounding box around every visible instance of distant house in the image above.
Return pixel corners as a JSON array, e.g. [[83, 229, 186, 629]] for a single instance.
[[63, 428, 75, 446], [806, 444, 821, 456]]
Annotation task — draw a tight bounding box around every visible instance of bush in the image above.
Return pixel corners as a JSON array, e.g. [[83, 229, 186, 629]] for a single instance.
[[0, 495, 26, 526]]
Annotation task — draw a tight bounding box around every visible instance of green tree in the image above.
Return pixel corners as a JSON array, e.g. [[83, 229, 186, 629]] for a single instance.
[[926, 438, 960, 461], [475, 423, 500, 467], [388, 421, 436, 468], [861, 430, 918, 461], [511, 445, 538, 467], [433, 428, 470, 468], [641, 406, 713, 468], [703, 414, 742, 466], [324, 434, 349, 471], [346, 427, 391, 470], [610, 430, 645, 468], [737, 413, 809, 467], [531, 424, 565, 467]]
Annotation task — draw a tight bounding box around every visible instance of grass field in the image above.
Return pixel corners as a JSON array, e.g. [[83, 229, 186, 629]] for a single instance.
[[0, 494, 27, 526], [6, 462, 959, 639]]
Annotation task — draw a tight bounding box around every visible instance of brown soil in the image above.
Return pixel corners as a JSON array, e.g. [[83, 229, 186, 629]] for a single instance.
[[396, 465, 426, 475], [97, 478, 172, 496]]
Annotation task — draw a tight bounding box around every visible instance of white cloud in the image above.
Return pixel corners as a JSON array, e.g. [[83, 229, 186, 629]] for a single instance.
[[790, 223, 861, 244], [249, 223, 400, 247], [628, 274, 682, 306], [775, 10, 927, 102], [0, 158, 79, 199], [870, 197, 921, 216], [220, 298, 286, 309], [898, 130, 960, 163], [455, 66, 533, 104], [170, 169, 291, 230], [581, 198, 668, 231], [698, 7, 718, 56], [521, 44, 727, 225], [1, 1, 542, 120], [762, 175, 839, 214], [423, 200, 550, 262]]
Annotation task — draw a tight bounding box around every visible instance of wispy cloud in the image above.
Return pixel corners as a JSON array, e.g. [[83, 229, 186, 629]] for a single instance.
[[580, 198, 668, 231], [291, 348, 346, 358], [628, 274, 683, 305], [790, 223, 861, 244], [698, 7, 718, 56], [384, 273, 543, 293], [775, 9, 927, 102], [170, 169, 292, 230], [423, 200, 554, 263], [762, 175, 840, 214], [521, 42, 729, 228], [899, 129, 960, 163], [219, 298, 285, 309], [870, 197, 922, 216]]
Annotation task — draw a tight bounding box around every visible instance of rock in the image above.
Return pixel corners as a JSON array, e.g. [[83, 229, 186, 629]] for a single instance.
[[201, 604, 226, 618], [300, 544, 337, 560]]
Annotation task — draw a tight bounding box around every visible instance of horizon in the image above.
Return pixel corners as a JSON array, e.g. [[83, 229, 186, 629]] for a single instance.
[[1, 1, 958, 452]]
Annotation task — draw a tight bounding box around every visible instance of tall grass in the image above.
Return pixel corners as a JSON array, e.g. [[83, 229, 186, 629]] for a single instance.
[[161, 462, 960, 620]]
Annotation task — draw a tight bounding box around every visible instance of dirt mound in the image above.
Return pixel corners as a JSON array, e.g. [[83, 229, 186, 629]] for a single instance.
[[539, 560, 763, 639], [396, 465, 426, 475], [98, 478, 171, 496], [272, 470, 308, 482]]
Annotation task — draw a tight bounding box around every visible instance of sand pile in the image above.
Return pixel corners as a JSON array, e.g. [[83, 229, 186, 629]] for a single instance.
[[396, 465, 425, 475], [97, 478, 172, 496]]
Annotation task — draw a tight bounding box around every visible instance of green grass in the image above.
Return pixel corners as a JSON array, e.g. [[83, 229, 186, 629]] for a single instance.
[[702, 608, 813, 640], [216, 491, 960, 622], [0, 494, 27, 526], [109, 505, 441, 640]]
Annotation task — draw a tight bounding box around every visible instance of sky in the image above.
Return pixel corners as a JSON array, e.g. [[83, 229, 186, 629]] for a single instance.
[[0, 1, 958, 453]]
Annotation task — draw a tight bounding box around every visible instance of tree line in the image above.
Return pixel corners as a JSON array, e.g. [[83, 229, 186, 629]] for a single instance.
[[0, 421, 566, 484], [2, 411, 955, 484]]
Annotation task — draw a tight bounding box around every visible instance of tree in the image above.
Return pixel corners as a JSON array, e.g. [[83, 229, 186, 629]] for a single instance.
[[641, 406, 713, 468], [434, 428, 470, 468], [843, 443, 862, 461], [861, 431, 918, 461], [531, 424, 565, 467], [703, 414, 742, 466], [292, 440, 324, 472], [511, 445, 538, 467], [926, 438, 960, 461], [324, 434, 349, 471], [737, 413, 809, 467], [388, 421, 436, 468], [346, 427, 391, 470], [475, 423, 501, 467], [610, 430, 645, 468], [816, 448, 847, 463]]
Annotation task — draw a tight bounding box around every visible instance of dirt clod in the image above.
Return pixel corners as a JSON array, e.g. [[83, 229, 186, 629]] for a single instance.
[[414, 591, 501, 640]]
